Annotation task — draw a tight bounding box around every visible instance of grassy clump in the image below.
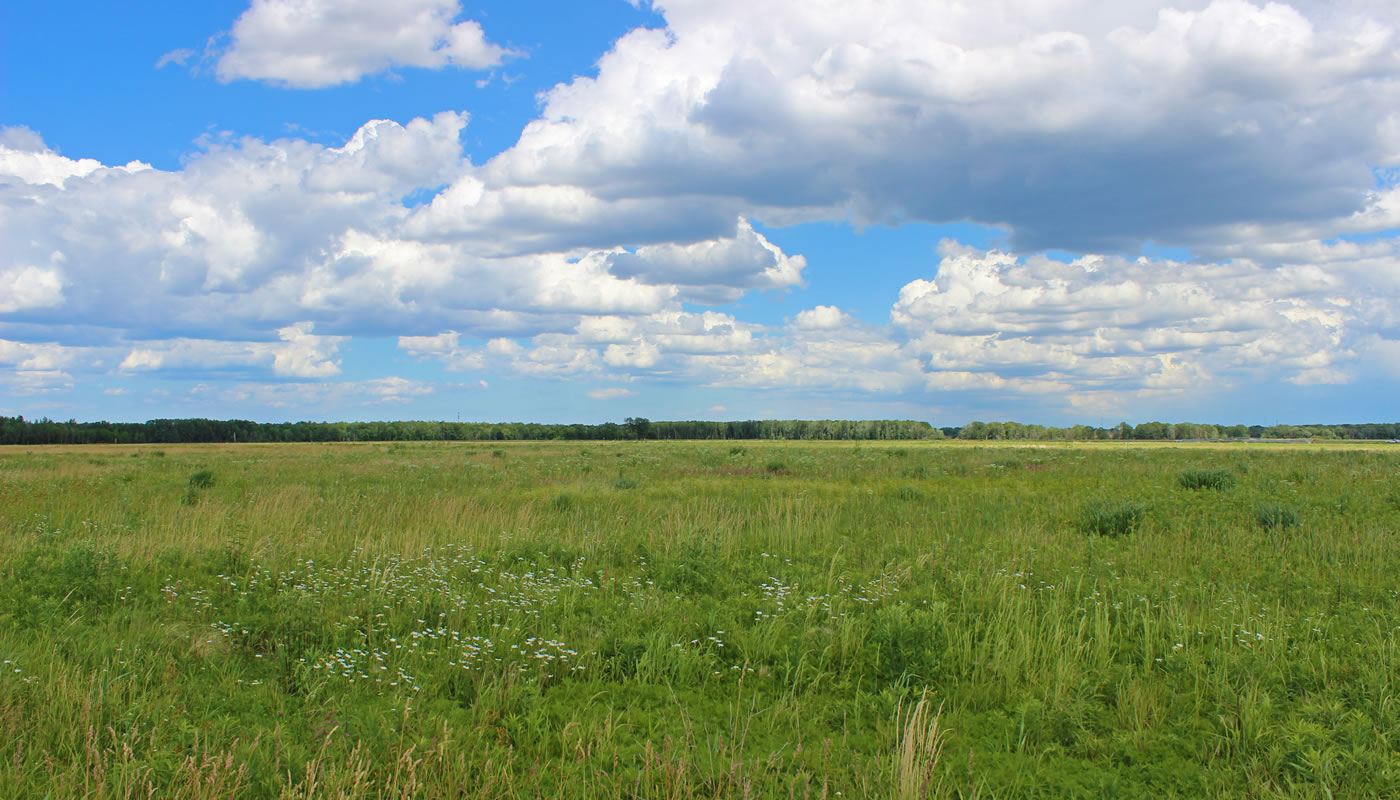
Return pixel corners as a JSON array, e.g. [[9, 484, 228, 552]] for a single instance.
[[1178, 468, 1234, 491], [893, 485, 924, 502], [1255, 502, 1300, 531], [549, 491, 579, 512], [188, 469, 215, 489], [1078, 499, 1146, 537], [765, 458, 787, 473]]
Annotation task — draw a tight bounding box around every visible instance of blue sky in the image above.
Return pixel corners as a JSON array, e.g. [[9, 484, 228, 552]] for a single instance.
[[3, 0, 1399, 427]]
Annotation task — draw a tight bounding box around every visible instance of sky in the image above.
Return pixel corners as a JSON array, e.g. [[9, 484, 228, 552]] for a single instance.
[[2, 0, 1399, 427]]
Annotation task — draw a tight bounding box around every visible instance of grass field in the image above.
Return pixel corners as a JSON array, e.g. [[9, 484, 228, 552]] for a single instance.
[[1, 440, 1397, 798]]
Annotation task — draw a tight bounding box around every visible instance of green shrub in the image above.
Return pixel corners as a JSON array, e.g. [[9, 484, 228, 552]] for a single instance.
[[729, 446, 746, 456], [612, 476, 640, 490], [1255, 503, 1299, 531], [765, 459, 787, 473], [894, 485, 924, 502], [188, 470, 215, 489], [550, 491, 579, 511], [1178, 468, 1234, 491], [1079, 500, 1145, 537]]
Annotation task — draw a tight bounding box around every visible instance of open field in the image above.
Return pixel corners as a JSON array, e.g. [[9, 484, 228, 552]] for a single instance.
[[1, 440, 1398, 798]]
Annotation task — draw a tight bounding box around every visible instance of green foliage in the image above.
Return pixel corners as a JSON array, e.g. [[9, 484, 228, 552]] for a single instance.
[[867, 603, 946, 683], [623, 416, 652, 440], [549, 491, 579, 512], [893, 485, 924, 502], [218, 536, 251, 577], [1255, 502, 1300, 531], [1, 539, 121, 627], [765, 458, 787, 473], [1078, 499, 1146, 537], [657, 538, 722, 595], [1178, 468, 1235, 491], [188, 469, 215, 489]]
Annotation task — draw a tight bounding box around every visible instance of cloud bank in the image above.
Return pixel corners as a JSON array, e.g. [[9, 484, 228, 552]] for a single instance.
[[4, 0, 1400, 419]]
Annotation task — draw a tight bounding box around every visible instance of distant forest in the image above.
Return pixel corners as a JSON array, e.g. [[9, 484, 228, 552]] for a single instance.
[[2, 415, 1397, 445]]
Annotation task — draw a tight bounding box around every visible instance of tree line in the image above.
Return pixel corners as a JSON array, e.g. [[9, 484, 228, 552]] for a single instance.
[[1, 415, 1396, 446], [950, 420, 1400, 441], [0, 416, 938, 445]]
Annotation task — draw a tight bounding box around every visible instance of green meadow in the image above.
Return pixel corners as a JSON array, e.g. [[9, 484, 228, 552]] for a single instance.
[[1, 440, 1397, 798]]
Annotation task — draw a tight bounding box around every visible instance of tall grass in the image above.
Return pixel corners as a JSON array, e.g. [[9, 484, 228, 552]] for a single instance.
[[0, 440, 1397, 797]]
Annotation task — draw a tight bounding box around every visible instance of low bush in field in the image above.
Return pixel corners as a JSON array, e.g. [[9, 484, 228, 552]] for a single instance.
[[188, 470, 215, 489], [1078, 499, 1145, 537], [1178, 468, 1234, 491]]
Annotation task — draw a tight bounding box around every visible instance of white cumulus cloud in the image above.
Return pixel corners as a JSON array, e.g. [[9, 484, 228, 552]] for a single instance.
[[606, 218, 806, 303], [118, 323, 345, 378], [215, 0, 516, 88], [0, 266, 65, 313], [792, 305, 849, 330], [463, 0, 1400, 252]]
